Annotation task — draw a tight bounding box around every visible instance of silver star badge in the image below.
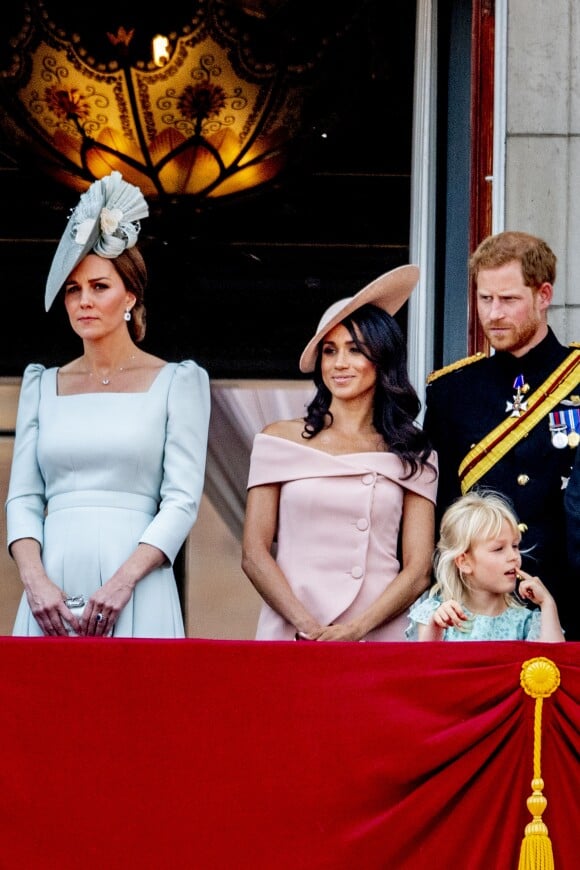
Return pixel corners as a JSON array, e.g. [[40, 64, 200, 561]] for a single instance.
[[506, 397, 528, 417]]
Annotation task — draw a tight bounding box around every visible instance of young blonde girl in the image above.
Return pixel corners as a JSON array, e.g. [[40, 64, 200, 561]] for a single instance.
[[406, 490, 565, 642]]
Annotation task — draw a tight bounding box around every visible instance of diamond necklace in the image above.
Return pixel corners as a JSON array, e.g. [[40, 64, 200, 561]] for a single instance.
[[87, 354, 136, 386]]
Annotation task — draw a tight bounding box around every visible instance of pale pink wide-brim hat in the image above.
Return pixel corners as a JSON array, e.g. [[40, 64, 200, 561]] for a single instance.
[[299, 264, 420, 373]]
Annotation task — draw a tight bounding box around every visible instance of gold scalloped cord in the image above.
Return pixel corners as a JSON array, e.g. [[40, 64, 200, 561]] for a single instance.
[[518, 657, 561, 870]]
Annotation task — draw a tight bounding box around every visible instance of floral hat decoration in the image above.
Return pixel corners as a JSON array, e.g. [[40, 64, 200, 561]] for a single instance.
[[45, 171, 149, 311]]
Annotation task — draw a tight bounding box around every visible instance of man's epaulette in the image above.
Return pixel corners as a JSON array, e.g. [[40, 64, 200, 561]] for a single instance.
[[566, 345, 580, 406], [426, 351, 487, 384]]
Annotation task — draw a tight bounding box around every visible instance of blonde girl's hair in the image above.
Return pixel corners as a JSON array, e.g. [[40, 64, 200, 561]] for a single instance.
[[431, 489, 523, 609]]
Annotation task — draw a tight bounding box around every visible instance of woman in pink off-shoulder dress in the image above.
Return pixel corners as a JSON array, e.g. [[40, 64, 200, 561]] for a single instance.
[[242, 266, 438, 641]]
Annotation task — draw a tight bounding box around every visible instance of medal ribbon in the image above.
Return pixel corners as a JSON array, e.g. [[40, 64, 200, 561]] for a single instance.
[[564, 408, 580, 431], [458, 349, 580, 493], [548, 408, 569, 448], [564, 408, 580, 447]]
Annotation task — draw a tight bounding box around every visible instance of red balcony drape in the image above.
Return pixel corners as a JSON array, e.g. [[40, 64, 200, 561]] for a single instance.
[[0, 639, 578, 869]]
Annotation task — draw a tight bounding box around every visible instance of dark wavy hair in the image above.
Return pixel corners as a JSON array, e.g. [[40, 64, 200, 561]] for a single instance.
[[302, 303, 435, 479]]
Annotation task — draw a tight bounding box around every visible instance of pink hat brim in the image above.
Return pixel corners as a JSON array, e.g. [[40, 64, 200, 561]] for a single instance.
[[299, 264, 420, 373]]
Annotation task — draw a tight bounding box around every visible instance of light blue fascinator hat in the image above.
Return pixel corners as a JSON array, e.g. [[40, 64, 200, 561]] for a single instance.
[[45, 171, 149, 311]]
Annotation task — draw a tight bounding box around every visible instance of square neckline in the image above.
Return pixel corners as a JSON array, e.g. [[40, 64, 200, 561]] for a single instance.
[[53, 362, 171, 396]]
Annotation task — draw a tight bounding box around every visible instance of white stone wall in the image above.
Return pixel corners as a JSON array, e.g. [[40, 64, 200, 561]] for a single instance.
[[506, 0, 580, 342]]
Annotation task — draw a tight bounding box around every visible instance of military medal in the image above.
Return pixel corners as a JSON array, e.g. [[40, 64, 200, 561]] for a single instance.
[[506, 374, 529, 417], [565, 408, 580, 447], [548, 410, 569, 448]]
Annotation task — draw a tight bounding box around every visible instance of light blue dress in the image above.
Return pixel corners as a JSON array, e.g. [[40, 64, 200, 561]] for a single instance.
[[406, 594, 542, 641], [6, 361, 210, 637]]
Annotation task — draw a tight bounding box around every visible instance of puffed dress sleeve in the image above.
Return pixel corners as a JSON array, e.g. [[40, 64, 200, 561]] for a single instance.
[[523, 610, 542, 641], [5, 364, 47, 552], [405, 594, 440, 640], [138, 360, 211, 564]]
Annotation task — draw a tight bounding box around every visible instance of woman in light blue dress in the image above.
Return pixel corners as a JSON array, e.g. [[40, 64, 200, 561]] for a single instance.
[[406, 490, 565, 642], [5, 172, 211, 638]]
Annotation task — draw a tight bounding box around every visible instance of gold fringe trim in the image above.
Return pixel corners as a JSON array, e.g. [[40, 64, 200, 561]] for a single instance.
[[426, 352, 486, 384], [428, 343, 579, 384], [518, 657, 561, 870], [566, 342, 580, 404]]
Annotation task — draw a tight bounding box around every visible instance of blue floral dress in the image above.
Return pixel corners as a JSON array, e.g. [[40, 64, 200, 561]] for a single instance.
[[406, 594, 542, 641]]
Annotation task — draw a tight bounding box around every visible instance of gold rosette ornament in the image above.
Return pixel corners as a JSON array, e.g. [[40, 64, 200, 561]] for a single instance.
[[518, 657, 561, 870]]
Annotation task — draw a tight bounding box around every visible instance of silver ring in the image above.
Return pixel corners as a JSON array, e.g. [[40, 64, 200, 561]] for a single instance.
[[95, 612, 104, 623]]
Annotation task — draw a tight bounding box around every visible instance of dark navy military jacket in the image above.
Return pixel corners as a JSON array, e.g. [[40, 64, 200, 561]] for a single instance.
[[564, 447, 580, 621], [424, 328, 579, 639]]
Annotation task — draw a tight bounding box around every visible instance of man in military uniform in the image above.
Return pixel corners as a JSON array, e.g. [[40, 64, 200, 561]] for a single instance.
[[424, 231, 580, 639]]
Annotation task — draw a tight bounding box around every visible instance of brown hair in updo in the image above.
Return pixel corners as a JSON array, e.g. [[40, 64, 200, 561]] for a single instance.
[[112, 245, 148, 342]]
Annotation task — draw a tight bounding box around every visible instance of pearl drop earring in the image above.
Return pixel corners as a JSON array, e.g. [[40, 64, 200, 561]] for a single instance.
[[124, 309, 132, 322]]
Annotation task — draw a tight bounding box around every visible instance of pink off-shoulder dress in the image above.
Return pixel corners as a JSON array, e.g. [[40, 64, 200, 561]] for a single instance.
[[247, 433, 438, 641]]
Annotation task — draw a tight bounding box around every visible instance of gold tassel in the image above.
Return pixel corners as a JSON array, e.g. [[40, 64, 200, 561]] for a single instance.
[[518, 657, 561, 870]]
